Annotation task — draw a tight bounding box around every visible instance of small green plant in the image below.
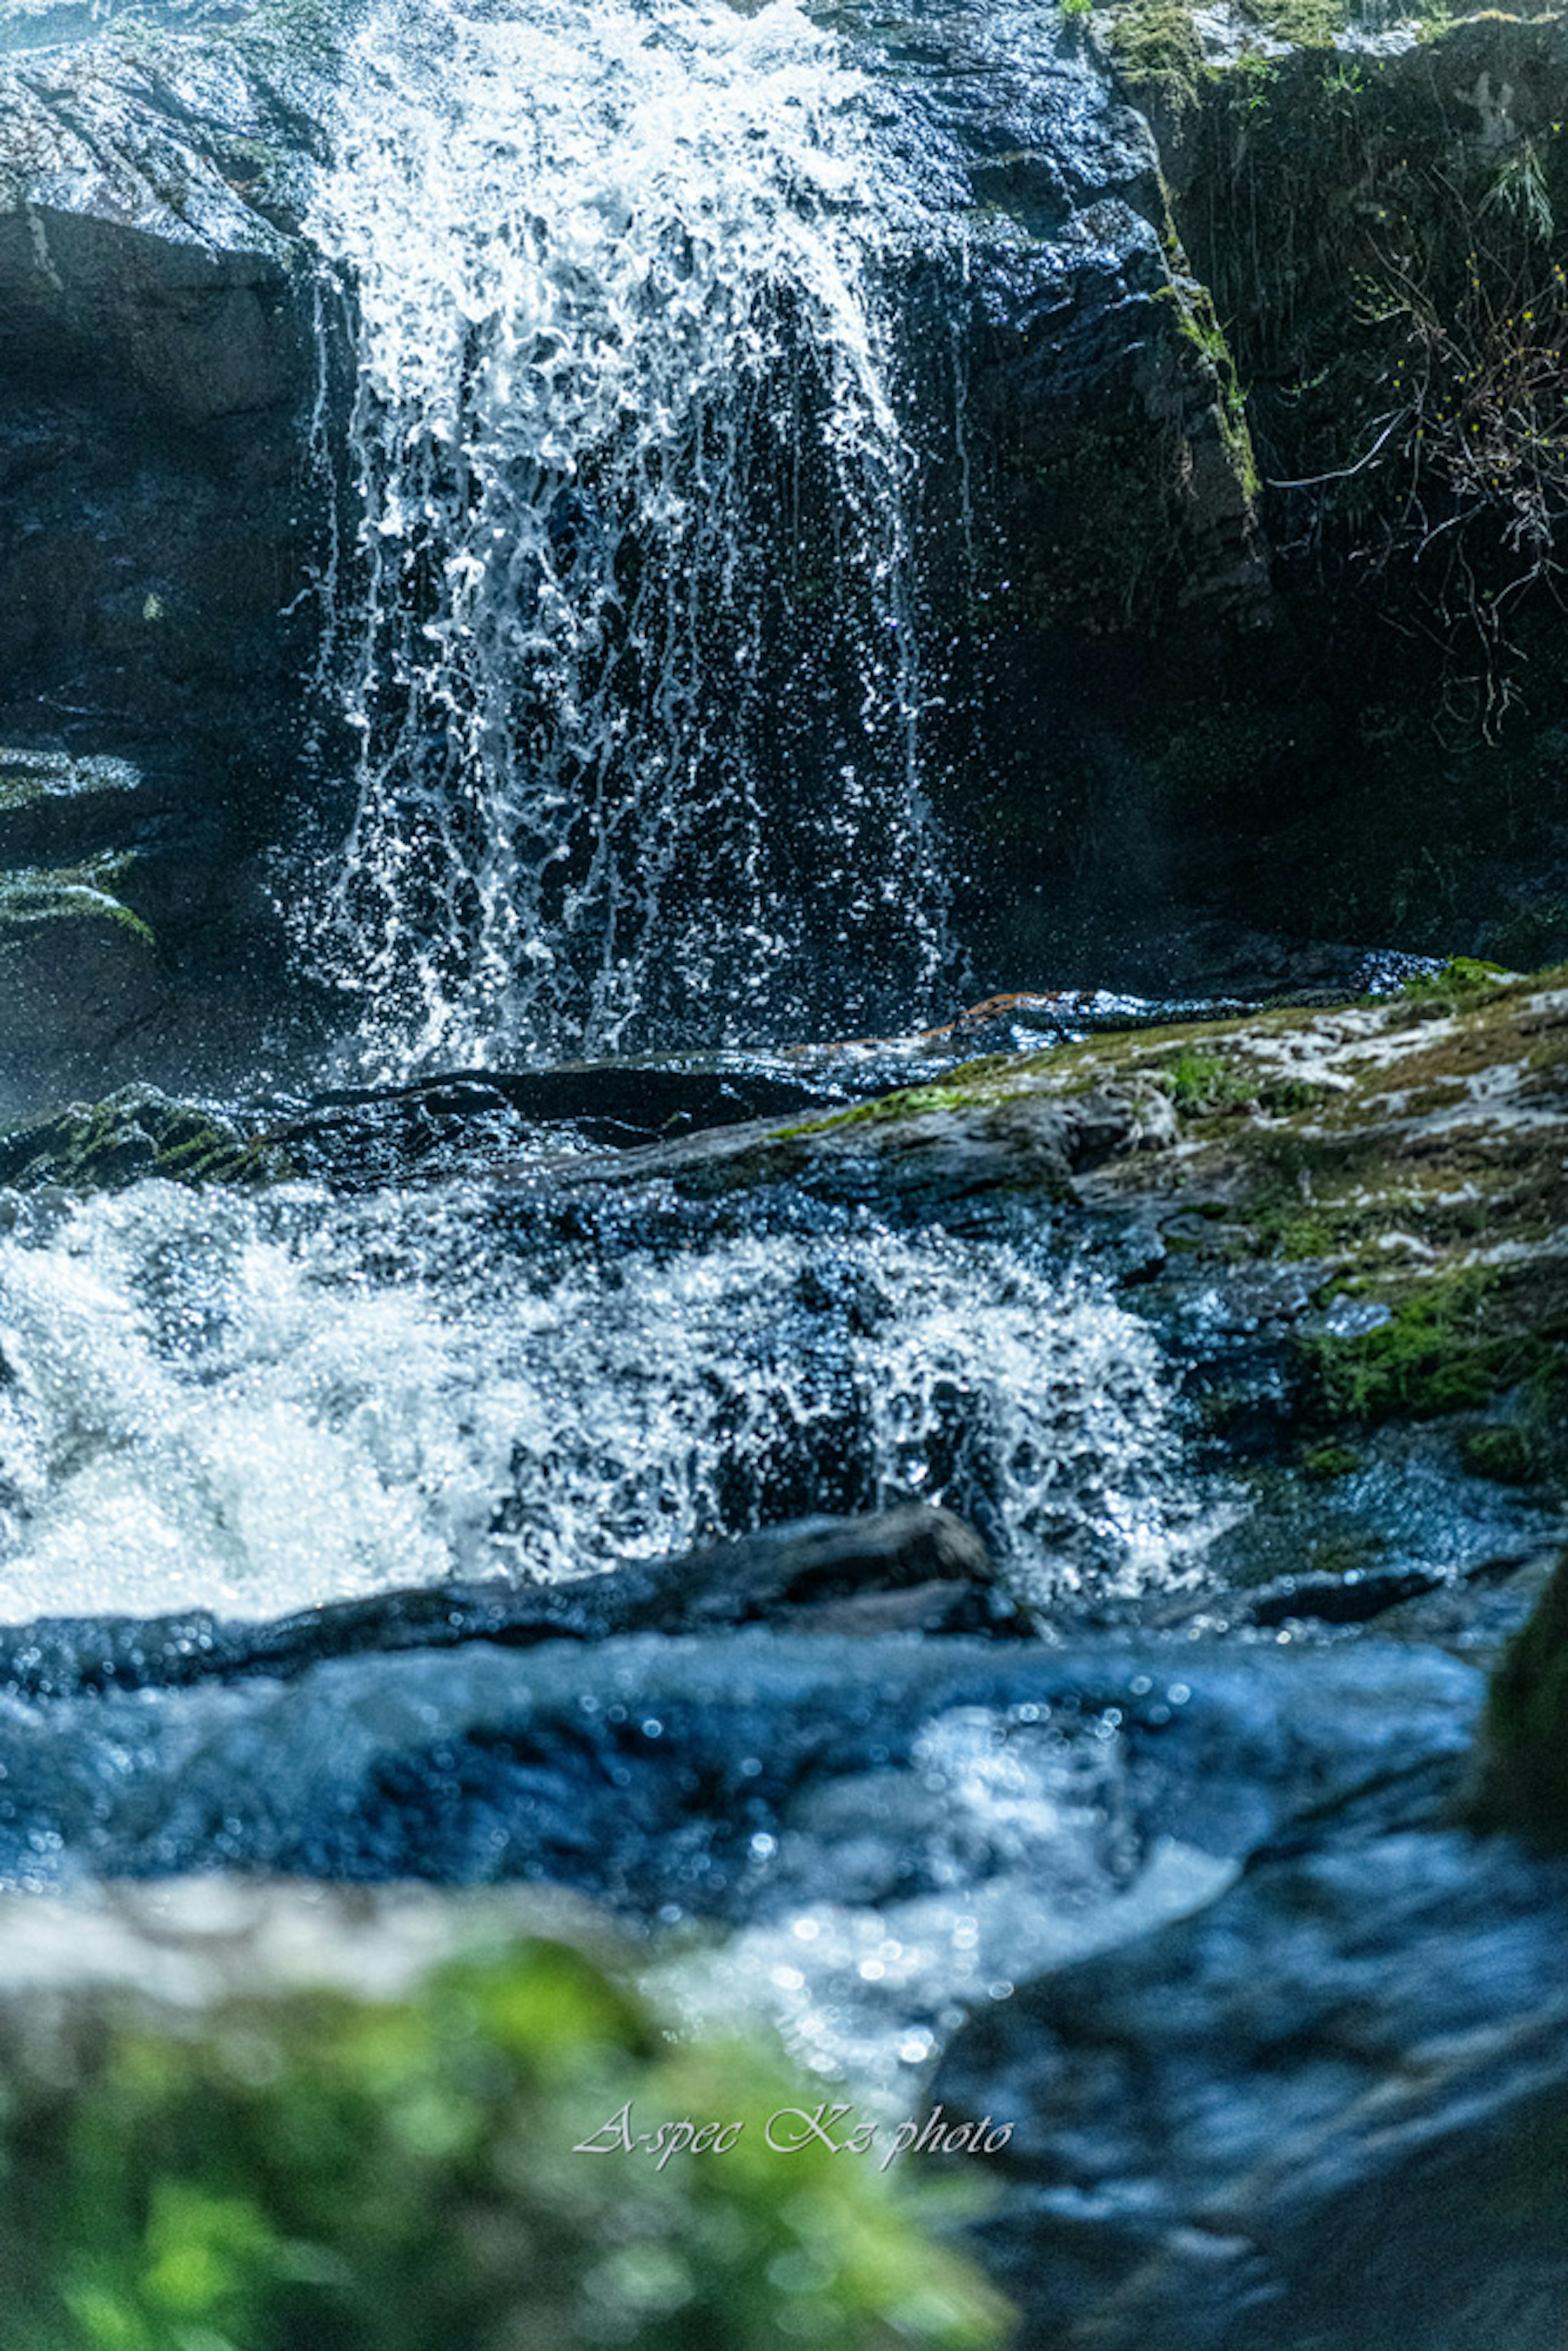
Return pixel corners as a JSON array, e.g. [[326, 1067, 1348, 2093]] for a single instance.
[[1481, 140, 1554, 244], [1227, 48, 1279, 118], [1301, 1441, 1361, 1480], [1060, 0, 1094, 22], [1158, 1047, 1258, 1116], [1399, 956, 1511, 1001], [1321, 57, 1365, 99]]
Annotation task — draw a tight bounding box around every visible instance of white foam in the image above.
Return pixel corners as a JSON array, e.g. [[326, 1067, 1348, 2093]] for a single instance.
[[0, 1182, 1207, 1621]]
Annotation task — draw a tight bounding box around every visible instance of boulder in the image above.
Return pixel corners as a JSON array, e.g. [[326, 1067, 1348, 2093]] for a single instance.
[[935, 1765, 1568, 2350]]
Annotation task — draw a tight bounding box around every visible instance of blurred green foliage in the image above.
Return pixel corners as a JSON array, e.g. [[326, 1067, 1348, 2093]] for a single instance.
[[0, 1937, 1012, 2351]]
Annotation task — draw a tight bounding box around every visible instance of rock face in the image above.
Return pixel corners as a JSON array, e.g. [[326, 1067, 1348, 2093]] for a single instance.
[[1064, 3, 1568, 981], [882, 3, 1268, 636], [0, 6, 330, 1111], [935, 1767, 1568, 2351]]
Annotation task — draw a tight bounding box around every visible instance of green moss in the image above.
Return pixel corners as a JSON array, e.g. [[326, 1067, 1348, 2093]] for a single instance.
[[1397, 956, 1515, 1006], [1299, 1267, 1553, 1423], [767, 1067, 1020, 1144], [0, 1090, 289, 1195], [1107, 0, 1205, 120], [1154, 279, 1260, 497], [0, 1938, 1011, 2351], [1156, 1045, 1258, 1116], [1474, 1549, 1568, 1845], [0, 867, 155, 952], [1238, 0, 1347, 45]]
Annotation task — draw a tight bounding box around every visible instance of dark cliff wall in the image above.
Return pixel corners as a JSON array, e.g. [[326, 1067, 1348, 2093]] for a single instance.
[[0, 15, 334, 1113]]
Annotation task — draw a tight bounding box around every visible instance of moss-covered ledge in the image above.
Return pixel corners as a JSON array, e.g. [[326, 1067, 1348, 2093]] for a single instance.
[[0, 1086, 290, 1194], [621, 963, 1567, 1458]]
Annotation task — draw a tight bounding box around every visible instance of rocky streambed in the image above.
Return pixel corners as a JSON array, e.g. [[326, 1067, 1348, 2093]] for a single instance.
[[4, 0, 1568, 2337], [0, 965, 1564, 2342]]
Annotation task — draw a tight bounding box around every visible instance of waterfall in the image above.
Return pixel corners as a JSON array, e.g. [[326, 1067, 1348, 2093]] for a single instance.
[[298, 0, 955, 1076]]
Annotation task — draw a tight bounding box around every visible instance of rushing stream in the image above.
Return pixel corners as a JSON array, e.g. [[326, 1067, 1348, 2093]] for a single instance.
[[1, 0, 1548, 2159], [0, 1179, 1206, 1623]]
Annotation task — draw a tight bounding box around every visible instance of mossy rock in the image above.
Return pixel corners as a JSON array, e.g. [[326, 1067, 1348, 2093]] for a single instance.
[[757, 967, 1568, 1457], [1474, 1549, 1568, 1845], [0, 1085, 287, 1193]]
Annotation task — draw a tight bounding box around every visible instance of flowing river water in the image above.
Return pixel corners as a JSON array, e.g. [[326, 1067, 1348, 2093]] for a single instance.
[[0, 0, 1517, 2119]]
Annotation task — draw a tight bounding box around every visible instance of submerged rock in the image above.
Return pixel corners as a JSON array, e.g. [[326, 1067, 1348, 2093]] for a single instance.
[[0, 1629, 1480, 1894]]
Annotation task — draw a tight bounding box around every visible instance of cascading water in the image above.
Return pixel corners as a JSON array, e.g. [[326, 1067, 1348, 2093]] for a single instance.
[[0, 0, 1281, 2145], [0, 1179, 1209, 1623], [301, 0, 955, 1075]]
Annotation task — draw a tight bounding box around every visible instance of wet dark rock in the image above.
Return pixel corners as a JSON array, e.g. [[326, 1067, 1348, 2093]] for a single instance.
[[1230, 1563, 1446, 1629], [0, 1059, 866, 1194], [0, 1506, 1019, 1699], [1473, 1548, 1568, 1848], [880, 3, 1269, 636], [0, 865, 168, 1079], [934, 1769, 1568, 2351], [246, 1061, 861, 1190], [595, 1073, 1178, 1211], [0, 10, 329, 1111]]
